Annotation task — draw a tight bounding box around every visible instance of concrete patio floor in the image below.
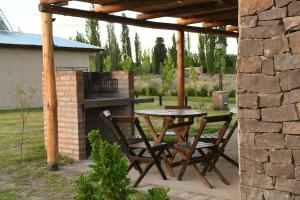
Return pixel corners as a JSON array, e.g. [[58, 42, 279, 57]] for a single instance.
[[56, 132, 240, 200]]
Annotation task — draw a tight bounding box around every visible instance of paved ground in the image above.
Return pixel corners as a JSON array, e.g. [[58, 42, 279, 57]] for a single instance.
[[56, 132, 240, 200]]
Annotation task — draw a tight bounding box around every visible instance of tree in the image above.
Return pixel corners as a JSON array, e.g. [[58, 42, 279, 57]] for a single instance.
[[74, 31, 87, 43], [168, 33, 177, 68], [160, 54, 175, 95], [153, 37, 167, 74], [106, 23, 121, 71], [134, 32, 142, 68], [207, 34, 216, 76], [198, 33, 206, 68], [120, 13, 132, 60]]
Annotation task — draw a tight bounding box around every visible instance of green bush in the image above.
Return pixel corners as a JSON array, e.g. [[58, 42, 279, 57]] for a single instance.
[[170, 90, 177, 96], [75, 130, 132, 200], [142, 187, 170, 200], [209, 85, 220, 96], [186, 87, 196, 97], [229, 89, 236, 98], [148, 85, 160, 96], [196, 85, 209, 97]]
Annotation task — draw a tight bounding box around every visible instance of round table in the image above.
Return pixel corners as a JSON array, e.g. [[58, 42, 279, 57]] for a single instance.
[[135, 109, 207, 118]]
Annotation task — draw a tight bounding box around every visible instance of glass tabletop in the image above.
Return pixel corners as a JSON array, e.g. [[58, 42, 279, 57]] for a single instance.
[[135, 109, 207, 118]]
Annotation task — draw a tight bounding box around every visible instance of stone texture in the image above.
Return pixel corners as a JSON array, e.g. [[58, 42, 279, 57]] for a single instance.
[[239, 40, 264, 56], [283, 16, 300, 31], [237, 74, 281, 93], [240, 157, 263, 173], [288, 32, 300, 53], [240, 172, 274, 189], [241, 15, 258, 28], [240, 147, 269, 162], [283, 88, 300, 104], [283, 122, 300, 135], [275, 0, 293, 7], [293, 150, 300, 165], [240, 185, 264, 200], [255, 133, 285, 149], [259, 7, 287, 20], [240, 119, 282, 133], [269, 149, 292, 164], [237, 56, 262, 73], [238, 93, 258, 109], [275, 178, 300, 194], [258, 19, 282, 26], [241, 26, 285, 39], [240, 0, 274, 16], [239, 132, 256, 147], [285, 135, 300, 149], [261, 104, 298, 122], [259, 93, 282, 108], [262, 58, 274, 75], [280, 69, 300, 91], [264, 37, 289, 57], [288, 1, 300, 16], [263, 190, 291, 200], [274, 54, 300, 71], [238, 109, 260, 119], [296, 167, 300, 180], [264, 163, 294, 178]]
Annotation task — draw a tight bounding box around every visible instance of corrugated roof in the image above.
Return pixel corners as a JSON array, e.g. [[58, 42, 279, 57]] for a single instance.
[[0, 31, 102, 51]]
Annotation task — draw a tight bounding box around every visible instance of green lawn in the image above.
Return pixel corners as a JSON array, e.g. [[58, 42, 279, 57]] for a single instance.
[[0, 96, 236, 199]]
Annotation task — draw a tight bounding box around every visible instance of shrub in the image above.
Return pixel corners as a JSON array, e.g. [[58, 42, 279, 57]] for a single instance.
[[229, 89, 236, 98], [209, 85, 220, 96], [142, 187, 170, 200], [170, 90, 177, 97], [148, 85, 160, 96], [75, 130, 132, 200], [186, 87, 196, 97], [196, 85, 209, 97]]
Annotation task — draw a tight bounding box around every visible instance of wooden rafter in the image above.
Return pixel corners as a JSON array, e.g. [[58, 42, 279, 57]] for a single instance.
[[202, 20, 238, 28], [39, 4, 239, 37], [226, 25, 238, 32]]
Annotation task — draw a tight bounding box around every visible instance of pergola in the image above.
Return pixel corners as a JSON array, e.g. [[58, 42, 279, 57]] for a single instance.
[[38, 0, 239, 169]]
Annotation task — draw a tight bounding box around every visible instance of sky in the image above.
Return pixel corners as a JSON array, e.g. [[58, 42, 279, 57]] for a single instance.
[[1, 0, 238, 55]]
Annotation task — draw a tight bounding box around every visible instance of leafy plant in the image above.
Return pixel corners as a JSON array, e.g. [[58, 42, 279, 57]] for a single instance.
[[209, 84, 220, 96], [75, 130, 132, 200], [196, 85, 209, 97], [143, 187, 170, 200], [160, 54, 175, 96], [186, 87, 196, 97], [11, 86, 36, 162], [229, 89, 236, 98]]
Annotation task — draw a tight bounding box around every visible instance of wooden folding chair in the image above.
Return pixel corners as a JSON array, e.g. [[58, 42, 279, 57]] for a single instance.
[[174, 114, 232, 188], [200, 112, 239, 168], [100, 111, 168, 187]]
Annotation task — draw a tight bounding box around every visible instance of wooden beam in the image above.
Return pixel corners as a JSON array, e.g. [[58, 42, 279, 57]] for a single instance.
[[39, 4, 239, 38], [94, 0, 174, 13], [177, 30, 185, 107], [202, 20, 238, 28], [177, 10, 237, 25], [41, 12, 59, 171], [226, 25, 239, 32], [40, 0, 68, 3]]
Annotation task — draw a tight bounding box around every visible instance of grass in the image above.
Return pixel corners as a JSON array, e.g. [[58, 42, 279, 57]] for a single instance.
[[0, 96, 236, 199]]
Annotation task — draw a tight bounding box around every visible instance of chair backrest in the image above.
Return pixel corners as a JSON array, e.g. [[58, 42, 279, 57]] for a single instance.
[[193, 113, 233, 150]]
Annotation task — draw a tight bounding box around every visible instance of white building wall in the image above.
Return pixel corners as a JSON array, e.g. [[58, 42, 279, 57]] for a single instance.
[[0, 47, 95, 109]]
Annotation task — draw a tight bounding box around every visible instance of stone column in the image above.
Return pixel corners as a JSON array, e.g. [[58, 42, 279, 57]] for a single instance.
[[238, 0, 300, 199]]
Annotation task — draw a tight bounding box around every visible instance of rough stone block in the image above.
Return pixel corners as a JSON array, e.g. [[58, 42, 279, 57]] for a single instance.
[[259, 7, 287, 20], [274, 54, 300, 71], [288, 1, 300, 16], [269, 149, 292, 164], [275, 0, 293, 7], [280, 69, 300, 91], [241, 26, 285, 39], [283, 122, 300, 135], [240, 185, 264, 200], [264, 163, 294, 178], [283, 88, 300, 104], [258, 19, 282, 26], [239, 132, 256, 147], [240, 147, 269, 162], [241, 15, 258, 28], [255, 133, 285, 149], [296, 167, 300, 180], [241, 172, 274, 189], [238, 109, 260, 119], [240, 0, 274, 16], [262, 58, 274, 75], [293, 150, 300, 165], [264, 37, 289, 57], [263, 190, 291, 200], [259, 93, 282, 108], [275, 178, 300, 194], [240, 157, 264, 173], [238, 93, 258, 109], [283, 16, 300, 31], [288, 32, 300, 54], [240, 119, 282, 133], [237, 74, 281, 93], [285, 135, 300, 149], [261, 104, 298, 122], [239, 39, 264, 56], [237, 56, 262, 73]]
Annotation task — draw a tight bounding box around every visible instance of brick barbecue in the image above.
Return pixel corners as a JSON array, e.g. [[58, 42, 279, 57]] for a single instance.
[[43, 70, 134, 160]]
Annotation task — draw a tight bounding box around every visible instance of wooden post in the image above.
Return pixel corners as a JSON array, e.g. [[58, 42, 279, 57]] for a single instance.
[[177, 30, 185, 107], [41, 12, 59, 171]]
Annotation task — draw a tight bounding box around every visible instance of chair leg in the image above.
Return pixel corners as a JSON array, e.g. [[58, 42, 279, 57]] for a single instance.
[[133, 162, 154, 188], [221, 153, 239, 167], [128, 161, 143, 174], [154, 149, 167, 180], [177, 161, 189, 181], [211, 165, 230, 185], [192, 164, 213, 189]]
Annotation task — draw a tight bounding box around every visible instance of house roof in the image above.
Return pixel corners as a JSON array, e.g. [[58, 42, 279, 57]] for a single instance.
[[0, 31, 103, 51]]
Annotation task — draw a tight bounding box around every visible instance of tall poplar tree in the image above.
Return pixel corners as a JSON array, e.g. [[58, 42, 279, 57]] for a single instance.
[[153, 37, 167, 74], [134, 32, 142, 68], [120, 13, 132, 60], [106, 23, 121, 71], [198, 33, 206, 67], [168, 33, 177, 68]]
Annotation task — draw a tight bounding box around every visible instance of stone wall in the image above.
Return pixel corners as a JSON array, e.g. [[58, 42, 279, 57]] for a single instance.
[[238, 0, 300, 199]]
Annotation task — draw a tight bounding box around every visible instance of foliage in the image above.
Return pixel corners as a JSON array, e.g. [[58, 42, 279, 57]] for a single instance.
[[140, 50, 152, 75], [224, 54, 237, 74], [168, 33, 177, 68], [75, 31, 88, 43], [190, 66, 198, 88], [106, 23, 121, 71], [160, 54, 175, 95], [103, 55, 112, 72], [196, 85, 209, 97], [121, 56, 133, 71], [134, 32, 142, 69], [228, 89, 236, 98], [153, 37, 167, 74], [11, 86, 36, 162], [75, 130, 132, 200], [147, 85, 160, 96], [120, 13, 132, 60], [142, 187, 170, 200], [186, 87, 196, 97], [198, 33, 206, 67], [209, 85, 220, 96]]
